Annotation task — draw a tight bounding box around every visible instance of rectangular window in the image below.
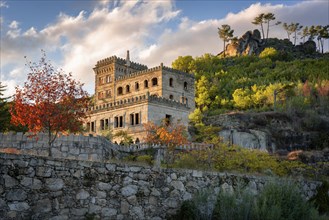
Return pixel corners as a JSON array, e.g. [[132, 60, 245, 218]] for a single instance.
[[86, 122, 91, 132], [135, 113, 140, 125], [130, 114, 134, 125], [114, 117, 118, 128], [119, 116, 123, 127], [106, 90, 111, 98], [100, 119, 105, 130], [91, 122, 95, 132], [165, 114, 172, 126], [105, 119, 109, 129]]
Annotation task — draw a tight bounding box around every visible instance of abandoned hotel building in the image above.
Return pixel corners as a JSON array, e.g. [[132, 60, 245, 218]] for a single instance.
[[85, 51, 195, 143]]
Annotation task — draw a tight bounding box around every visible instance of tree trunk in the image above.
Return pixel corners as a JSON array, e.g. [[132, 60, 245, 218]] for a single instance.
[[266, 21, 270, 41], [260, 23, 265, 40], [223, 41, 226, 57]]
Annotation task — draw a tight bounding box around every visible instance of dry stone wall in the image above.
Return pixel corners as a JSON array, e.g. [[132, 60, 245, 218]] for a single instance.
[[0, 153, 321, 220]]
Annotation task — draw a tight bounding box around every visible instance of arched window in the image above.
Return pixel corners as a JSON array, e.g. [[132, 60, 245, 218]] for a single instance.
[[169, 78, 173, 87], [117, 87, 123, 95], [144, 80, 148, 88], [152, 77, 158, 86], [169, 94, 174, 100], [184, 82, 188, 90], [135, 82, 139, 91], [126, 85, 130, 93]]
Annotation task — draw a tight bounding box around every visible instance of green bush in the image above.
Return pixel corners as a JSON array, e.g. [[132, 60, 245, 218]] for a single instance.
[[136, 155, 153, 165], [311, 181, 329, 215], [253, 180, 322, 220]]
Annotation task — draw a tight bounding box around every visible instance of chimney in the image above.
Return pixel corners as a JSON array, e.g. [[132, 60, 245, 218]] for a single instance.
[[126, 50, 131, 67]]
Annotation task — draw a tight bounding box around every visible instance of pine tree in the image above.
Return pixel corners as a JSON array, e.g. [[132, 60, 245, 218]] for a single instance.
[[218, 24, 234, 57]]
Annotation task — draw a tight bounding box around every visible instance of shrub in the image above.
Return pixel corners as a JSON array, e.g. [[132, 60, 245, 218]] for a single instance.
[[136, 155, 153, 165], [259, 47, 278, 59], [311, 181, 329, 215], [252, 180, 322, 220]]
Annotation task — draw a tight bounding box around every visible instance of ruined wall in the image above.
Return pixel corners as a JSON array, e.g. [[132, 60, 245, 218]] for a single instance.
[[0, 153, 321, 220]]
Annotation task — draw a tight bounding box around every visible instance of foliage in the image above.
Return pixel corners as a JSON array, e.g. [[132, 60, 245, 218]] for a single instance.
[[136, 155, 153, 165], [213, 184, 254, 220], [0, 82, 10, 132], [171, 55, 194, 73], [169, 200, 197, 220], [259, 47, 278, 59], [113, 130, 133, 145], [311, 181, 329, 215], [252, 13, 280, 40], [253, 180, 323, 220], [173, 142, 314, 177], [143, 120, 188, 146], [218, 24, 234, 57], [10, 51, 89, 147]]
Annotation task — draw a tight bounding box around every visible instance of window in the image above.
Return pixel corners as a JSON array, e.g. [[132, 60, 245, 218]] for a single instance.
[[169, 78, 173, 87], [144, 80, 148, 88], [117, 87, 123, 95], [135, 113, 140, 125], [86, 122, 91, 132], [114, 117, 118, 128], [130, 113, 140, 126], [135, 138, 140, 144], [152, 77, 158, 86], [119, 116, 123, 127], [100, 119, 105, 130], [98, 77, 103, 85], [106, 75, 111, 83], [165, 114, 172, 126], [105, 119, 109, 129], [106, 90, 111, 98], [91, 122, 95, 132], [169, 94, 174, 100], [126, 85, 130, 93], [184, 82, 188, 90], [135, 82, 139, 91], [130, 113, 134, 125]]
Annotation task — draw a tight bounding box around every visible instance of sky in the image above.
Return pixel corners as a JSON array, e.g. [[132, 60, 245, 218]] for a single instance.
[[1, 0, 328, 97]]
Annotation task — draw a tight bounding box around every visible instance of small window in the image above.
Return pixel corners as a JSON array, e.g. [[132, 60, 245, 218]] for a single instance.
[[184, 82, 188, 90], [165, 114, 172, 126], [135, 113, 140, 125], [117, 87, 123, 95], [144, 80, 148, 88], [86, 122, 91, 132], [135, 82, 139, 91], [169, 78, 173, 87], [114, 117, 118, 128], [119, 116, 123, 127], [169, 95, 174, 100], [152, 77, 158, 86], [130, 113, 134, 125], [105, 119, 109, 129], [100, 119, 105, 130], [135, 138, 140, 144], [106, 75, 111, 83], [126, 85, 130, 93], [106, 90, 111, 98], [91, 122, 95, 132]]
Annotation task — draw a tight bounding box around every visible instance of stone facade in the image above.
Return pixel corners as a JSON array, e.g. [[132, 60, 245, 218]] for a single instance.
[[85, 51, 195, 143], [0, 153, 321, 220]]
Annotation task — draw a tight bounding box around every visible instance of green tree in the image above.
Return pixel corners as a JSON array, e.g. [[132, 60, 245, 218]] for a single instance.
[[0, 82, 11, 132], [195, 75, 211, 112], [316, 25, 329, 54], [263, 13, 279, 40], [299, 26, 309, 43], [171, 55, 194, 73], [252, 13, 266, 40], [283, 22, 303, 45], [218, 24, 234, 57]]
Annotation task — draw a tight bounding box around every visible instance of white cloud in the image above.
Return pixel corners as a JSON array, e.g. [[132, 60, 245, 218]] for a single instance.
[[139, 1, 329, 66], [0, 0, 328, 97], [0, 1, 8, 8]]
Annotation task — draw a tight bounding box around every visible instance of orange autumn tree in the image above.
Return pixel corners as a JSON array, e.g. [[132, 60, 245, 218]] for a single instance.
[[10, 51, 89, 149], [143, 119, 188, 164]]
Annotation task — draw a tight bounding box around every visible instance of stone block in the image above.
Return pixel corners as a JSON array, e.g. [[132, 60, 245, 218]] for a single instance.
[[121, 185, 138, 197], [170, 180, 185, 191], [76, 189, 90, 200], [78, 154, 88, 160], [71, 208, 88, 216], [4, 174, 19, 187], [36, 166, 52, 177], [98, 182, 112, 191], [89, 204, 101, 213], [102, 207, 117, 217], [6, 189, 27, 201], [8, 202, 30, 211], [192, 170, 203, 178], [121, 201, 130, 214], [46, 178, 64, 191], [96, 191, 107, 199], [33, 198, 51, 213]]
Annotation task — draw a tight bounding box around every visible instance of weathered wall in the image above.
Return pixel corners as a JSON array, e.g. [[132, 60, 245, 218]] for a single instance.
[[0, 153, 321, 220]]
